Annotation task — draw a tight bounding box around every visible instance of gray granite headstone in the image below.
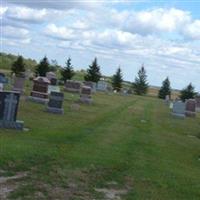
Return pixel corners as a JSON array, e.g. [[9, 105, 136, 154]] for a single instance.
[[64, 80, 82, 93], [0, 91, 24, 130], [172, 101, 186, 118], [96, 81, 107, 92], [195, 95, 200, 112], [12, 76, 25, 94], [46, 91, 64, 114], [83, 81, 96, 93]]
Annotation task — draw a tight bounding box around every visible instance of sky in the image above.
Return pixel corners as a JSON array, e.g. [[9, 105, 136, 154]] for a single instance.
[[1, 0, 200, 91]]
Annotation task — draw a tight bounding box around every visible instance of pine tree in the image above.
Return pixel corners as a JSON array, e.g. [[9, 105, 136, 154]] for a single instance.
[[180, 83, 196, 102], [84, 57, 101, 83], [158, 77, 171, 99], [61, 57, 75, 83], [133, 65, 148, 95], [35, 56, 50, 76], [11, 55, 25, 76], [112, 67, 123, 92]]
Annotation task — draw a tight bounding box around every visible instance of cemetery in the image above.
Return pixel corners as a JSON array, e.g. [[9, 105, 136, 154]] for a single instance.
[[0, 60, 199, 199]]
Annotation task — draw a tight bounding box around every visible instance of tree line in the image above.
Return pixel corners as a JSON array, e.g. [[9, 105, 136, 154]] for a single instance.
[[11, 55, 197, 101]]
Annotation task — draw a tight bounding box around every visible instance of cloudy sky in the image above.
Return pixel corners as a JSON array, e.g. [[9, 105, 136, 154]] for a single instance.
[[1, 0, 200, 91]]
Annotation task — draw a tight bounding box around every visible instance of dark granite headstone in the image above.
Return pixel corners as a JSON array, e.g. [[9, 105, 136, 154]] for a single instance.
[[64, 80, 82, 93], [46, 92, 64, 114], [195, 95, 200, 112], [185, 99, 196, 117], [0, 91, 24, 130], [27, 76, 50, 104], [79, 86, 92, 104]]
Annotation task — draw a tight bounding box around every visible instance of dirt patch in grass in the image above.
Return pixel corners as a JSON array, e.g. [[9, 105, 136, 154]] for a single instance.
[[0, 170, 27, 200]]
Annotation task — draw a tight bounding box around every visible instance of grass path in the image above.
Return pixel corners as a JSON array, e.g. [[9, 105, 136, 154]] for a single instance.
[[0, 93, 200, 199]]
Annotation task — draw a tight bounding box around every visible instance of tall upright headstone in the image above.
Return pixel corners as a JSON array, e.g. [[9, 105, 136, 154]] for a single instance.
[[46, 91, 64, 114], [79, 86, 92, 104], [46, 72, 60, 94], [64, 80, 82, 93], [185, 99, 196, 117], [195, 95, 200, 112], [27, 76, 50, 104], [0, 91, 24, 130], [172, 101, 186, 118]]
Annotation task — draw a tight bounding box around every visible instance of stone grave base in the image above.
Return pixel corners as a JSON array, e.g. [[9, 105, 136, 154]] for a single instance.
[[185, 111, 196, 117], [196, 107, 200, 112], [46, 106, 64, 114], [64, 88, 80, 93], [79, 97, 93, 104], [171, 112, 185, 118], [0, 120, 24, 130], [12, 88, 24, 94], [27, 96, 48, 104]]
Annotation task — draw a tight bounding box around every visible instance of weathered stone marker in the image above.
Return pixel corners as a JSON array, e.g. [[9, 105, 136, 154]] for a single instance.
[[46, 91, 64, 114], [172, 101, 185, 118], [79, 86, 92, 104], [83, 81, 96, 93], [195, 95, 200, 112], [12, 75, 25, 94], [64, 80, 82, 93], [185, 99, 196, 117], [0, 91, 24, 130], [96, 80, 108, 92]]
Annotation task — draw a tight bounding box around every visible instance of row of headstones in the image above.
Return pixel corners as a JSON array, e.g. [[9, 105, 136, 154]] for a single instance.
[[170, 97, 200, 118], [0, 72, 93, 131]]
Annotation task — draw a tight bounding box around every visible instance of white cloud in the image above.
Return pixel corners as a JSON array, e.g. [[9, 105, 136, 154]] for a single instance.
[[0, 6, 7, 19], [183, 20, 200, 40], [44, 24, 75, 41], [6, 6, 48, 24]]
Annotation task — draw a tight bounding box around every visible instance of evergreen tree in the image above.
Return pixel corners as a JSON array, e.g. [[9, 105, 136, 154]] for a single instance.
[[112, 67, 123, 92], [180, 83, 196, 102], [61, 57, 75, 83], [84, 57, 101, 83], [35, 56, 50, 76], [11, 55, 25, 76], [133, 65, 148, 95], [158, 77, 171, 99]]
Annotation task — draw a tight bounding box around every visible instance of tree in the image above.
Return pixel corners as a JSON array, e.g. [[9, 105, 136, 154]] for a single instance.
[[158, 77, 171, 99], [84, 57, 101, 83], [60, 57, 75, 83], [112, 67, 123, 92], [133, 65, 148, 95], [35, 56, 50, 76], [49, 59, 60, 72], [180, 83, 196, 102], [11, 55, 25, 76]]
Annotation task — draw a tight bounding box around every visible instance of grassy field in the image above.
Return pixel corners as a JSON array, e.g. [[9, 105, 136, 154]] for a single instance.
[[0, 90, 199, 199]]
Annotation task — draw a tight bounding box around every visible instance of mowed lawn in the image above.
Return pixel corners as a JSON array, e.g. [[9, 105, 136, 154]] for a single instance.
[[0, 92, 200, 199]]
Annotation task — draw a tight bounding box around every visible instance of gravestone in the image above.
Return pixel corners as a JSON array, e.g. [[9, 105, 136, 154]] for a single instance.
[[0, 73, 8, 84], [96, 80, 107, 92], [12, 75, 25, 94], [64, 80, 82, 93], [165, 95, 170, 105], [79, 86, 92, 104], [83, 81, 96, 93], [185, 99, 196, 117], [46, 91, 64, 114], [46, 72, 57, 83], [27, 76, 50, 104], [0, 91, 24, 130], [0, 83, 3, 91], [195, 95, 200, 112], [172, 101, 186, 118]]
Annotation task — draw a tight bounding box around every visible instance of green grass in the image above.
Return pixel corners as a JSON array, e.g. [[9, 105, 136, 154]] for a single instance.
[[0, 91, 199, 199]]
